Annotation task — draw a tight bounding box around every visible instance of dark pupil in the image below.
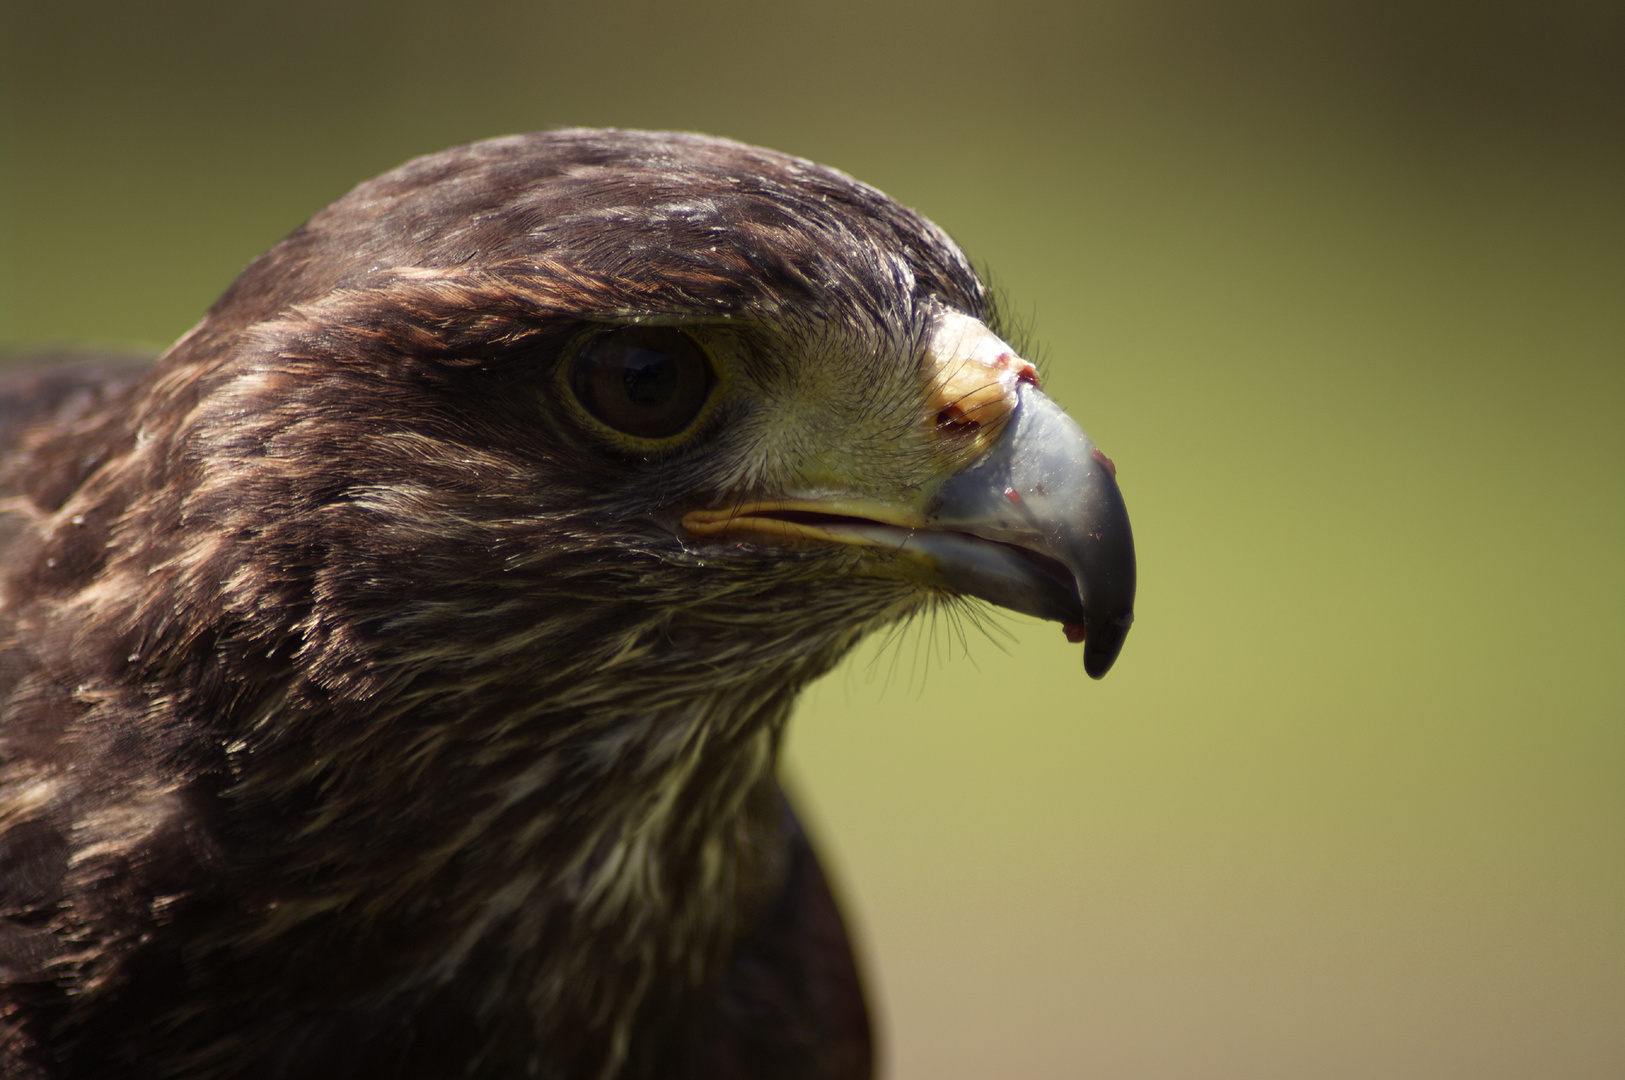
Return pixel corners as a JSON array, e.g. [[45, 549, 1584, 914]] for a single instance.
[[620, 348, 677, 409], [573, 328, 712, 439]]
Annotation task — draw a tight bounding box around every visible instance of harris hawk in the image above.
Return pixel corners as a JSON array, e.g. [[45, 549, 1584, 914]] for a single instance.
[[0, 130, 1135, 1079]]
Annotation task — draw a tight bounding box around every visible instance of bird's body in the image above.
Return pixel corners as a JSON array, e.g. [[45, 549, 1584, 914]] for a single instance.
[[0, 131, 1133, 1078]]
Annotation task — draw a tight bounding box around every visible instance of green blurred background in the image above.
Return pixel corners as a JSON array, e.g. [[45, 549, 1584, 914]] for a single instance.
[[3, 1, 1620, 1076]]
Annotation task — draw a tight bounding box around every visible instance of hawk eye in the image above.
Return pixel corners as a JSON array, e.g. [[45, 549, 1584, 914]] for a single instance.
[[569, 327, 714, 440]]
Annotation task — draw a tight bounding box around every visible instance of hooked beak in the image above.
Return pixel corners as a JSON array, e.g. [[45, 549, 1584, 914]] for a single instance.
[[682, 381, 1137, 678], [917, 381, 1135, 678]]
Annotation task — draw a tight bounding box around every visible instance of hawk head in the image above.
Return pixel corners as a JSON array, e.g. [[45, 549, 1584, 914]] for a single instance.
[[0, 129, 1133, 1077]]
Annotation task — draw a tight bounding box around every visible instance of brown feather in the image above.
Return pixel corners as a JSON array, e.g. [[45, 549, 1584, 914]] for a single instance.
[[0, 130, 994, 1079]]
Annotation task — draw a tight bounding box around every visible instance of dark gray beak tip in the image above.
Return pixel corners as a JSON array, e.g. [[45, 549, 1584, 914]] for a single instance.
[[1075, 460, 1136, 679], [1082, 614, 1132, 679]]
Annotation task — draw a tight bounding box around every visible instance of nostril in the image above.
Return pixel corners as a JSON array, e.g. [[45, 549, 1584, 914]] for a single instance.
[[936, 404, 980, 431]]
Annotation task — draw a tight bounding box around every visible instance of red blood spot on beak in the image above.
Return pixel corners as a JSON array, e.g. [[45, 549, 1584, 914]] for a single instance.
[[1091, 447, 1117, 478], [1003, 488, 1022, 504], [995, 352, 1040, 387], [1063, 622, 1087, 643]]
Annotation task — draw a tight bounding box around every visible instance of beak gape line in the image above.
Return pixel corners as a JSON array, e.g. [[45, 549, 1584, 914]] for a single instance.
[[682, 378, 1136, 676]]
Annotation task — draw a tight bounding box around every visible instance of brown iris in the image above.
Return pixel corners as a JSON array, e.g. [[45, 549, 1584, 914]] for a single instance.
[[569, 327, 714, 440]]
